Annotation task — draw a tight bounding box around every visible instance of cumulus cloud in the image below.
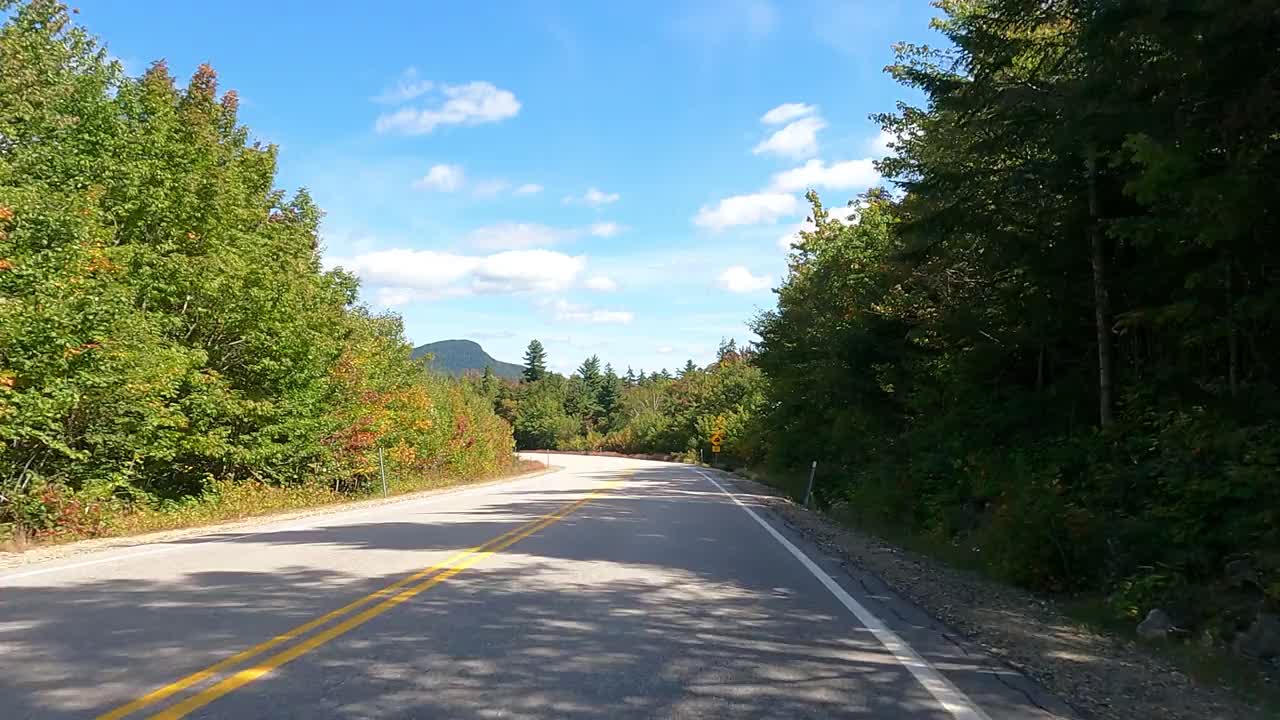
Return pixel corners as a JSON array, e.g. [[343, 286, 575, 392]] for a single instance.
[[869, 128, 897, 157], [551, 299, 633, 325], [694, 192, 801, 230], [469, 223, 569, 250], [589, 222, 622, 238], [761, 102, 817, 125], [374, 67, 434, 104], [753, 116, 825, 159], [413, 163, 464, 192], [328, 248, 585, 300], [770, 158, 880, 192], [718, 265, 773, 293], [584, 275, 618, 291], [375, 81, 520, 135], [563, 187, 620, 206], [514, 183, 543, 195], [777, 204, 860, 250]]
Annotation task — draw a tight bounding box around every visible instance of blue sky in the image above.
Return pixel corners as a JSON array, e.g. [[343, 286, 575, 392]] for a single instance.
[[79, 0, 941, 374]]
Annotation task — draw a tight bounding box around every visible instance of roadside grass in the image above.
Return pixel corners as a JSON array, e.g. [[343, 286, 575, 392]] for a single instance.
[[740, 464, 1280, 715], [4, 458, 547, 550]]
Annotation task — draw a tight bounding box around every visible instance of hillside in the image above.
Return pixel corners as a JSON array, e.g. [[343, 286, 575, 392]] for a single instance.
[[412, 339, 524, 380]]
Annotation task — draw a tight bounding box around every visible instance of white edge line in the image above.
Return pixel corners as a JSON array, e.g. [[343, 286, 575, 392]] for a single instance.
[[0, 468, 559, 584], [694, 468, 994, 720]]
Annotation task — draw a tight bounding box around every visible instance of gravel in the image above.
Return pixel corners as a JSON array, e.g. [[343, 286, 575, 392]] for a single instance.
[[719, 469, 1270, 720]]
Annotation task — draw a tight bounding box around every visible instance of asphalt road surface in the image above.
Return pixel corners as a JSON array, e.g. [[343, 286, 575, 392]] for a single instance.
[[0, 454, 1075, 719]]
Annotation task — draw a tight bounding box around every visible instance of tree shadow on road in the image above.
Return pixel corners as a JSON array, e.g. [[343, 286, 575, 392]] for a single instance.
[[0, 465, 1063, 719]]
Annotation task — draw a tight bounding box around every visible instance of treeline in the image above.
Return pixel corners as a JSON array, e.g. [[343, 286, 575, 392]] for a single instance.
[[0, 1, 513, 538], [754, 0, 1279, 638], [473, 339, 764, 458]]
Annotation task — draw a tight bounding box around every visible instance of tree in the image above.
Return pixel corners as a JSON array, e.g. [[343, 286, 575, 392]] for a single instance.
[[598, 364, 622, 428], [679, 359, 698, 378], [624, 366, 638, 386], [522, 339, 547, 382]]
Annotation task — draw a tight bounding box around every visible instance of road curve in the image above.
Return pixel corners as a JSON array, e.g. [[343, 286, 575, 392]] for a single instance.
[[0, 454, 1074, 719]]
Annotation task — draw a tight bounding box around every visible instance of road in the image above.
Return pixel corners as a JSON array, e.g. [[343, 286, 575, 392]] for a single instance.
[[0, 454, 1074, 719]]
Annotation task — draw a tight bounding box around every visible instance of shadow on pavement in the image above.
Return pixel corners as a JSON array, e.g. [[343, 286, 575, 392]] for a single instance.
[[0, 464, 1055, 719]]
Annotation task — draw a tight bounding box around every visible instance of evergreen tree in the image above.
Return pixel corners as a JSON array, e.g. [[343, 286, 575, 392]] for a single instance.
[[680, 359, 698, 377], [522, 339, 548, 382]]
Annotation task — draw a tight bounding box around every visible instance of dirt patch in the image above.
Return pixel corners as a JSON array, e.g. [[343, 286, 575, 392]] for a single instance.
[[718, 469, 1269, 720]]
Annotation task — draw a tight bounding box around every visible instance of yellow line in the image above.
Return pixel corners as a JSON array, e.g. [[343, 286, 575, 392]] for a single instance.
[[97, 484, 614, 720], [149, 486, 613, 719]]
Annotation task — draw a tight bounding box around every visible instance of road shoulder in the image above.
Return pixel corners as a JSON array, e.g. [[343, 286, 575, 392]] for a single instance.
[[705, 467, 1266, 720], [0, 466, 555, 576]]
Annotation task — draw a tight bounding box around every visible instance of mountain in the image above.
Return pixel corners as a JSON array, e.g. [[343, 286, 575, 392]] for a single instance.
[[411, 339, 524, 380]]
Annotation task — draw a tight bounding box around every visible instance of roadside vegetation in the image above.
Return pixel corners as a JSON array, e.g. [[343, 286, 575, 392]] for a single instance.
[[0, 0, 517, 544], [499, 0, 1280, 690]]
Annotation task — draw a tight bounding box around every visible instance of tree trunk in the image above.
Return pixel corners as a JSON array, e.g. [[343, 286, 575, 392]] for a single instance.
[[1086, 147, 1114, 427], [1227, 257, 1238, 396]]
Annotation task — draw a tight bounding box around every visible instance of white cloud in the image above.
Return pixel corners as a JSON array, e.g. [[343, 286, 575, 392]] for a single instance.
[[761, 102, 817, 125], [589, 222, 622, 238], [718, 265, 773, 293], [777, 204, 860, 250], [565, 187, 620, 206], [328, 248, 585, 299], [413, 163, 464, 192], [551, 299, 633, 325], [375, 287, 416, 307], [584, 275, 618, 291], [375, 81, 520, 135], [469, 223, 568, 251], [770, 158, 880, 192], [869, 129, 897, 157], [656, 345, 675, 354], [753, 116, 826, 159], [514, 183, 543, 195], [374, 67, 434, 104], [471, 179, 511, 198], [694, 192, 801, 230]]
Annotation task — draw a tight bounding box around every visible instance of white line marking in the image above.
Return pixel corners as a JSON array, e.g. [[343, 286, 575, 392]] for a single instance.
[[0, 469, 558, 584], [695, 469, 993, 720]]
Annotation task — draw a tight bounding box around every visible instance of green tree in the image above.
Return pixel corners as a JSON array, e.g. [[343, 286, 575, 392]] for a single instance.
[[521, 339, 548, 382]]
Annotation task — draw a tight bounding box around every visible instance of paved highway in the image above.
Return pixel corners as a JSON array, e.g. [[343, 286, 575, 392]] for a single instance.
[[0, 454, 1073, 718]]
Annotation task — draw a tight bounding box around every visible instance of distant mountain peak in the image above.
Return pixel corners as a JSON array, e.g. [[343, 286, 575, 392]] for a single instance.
[[412, 339, 523, 379]]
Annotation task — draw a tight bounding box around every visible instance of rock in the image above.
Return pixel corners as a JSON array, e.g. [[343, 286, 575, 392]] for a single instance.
[[1234, 613, 1280, 660], [1225, 558, 1258, 588], [1137, 608, 1173, 640]]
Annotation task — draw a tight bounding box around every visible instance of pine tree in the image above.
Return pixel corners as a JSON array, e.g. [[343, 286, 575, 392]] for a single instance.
[[522, 339, 548, 382], [680, 359, 698, 377]]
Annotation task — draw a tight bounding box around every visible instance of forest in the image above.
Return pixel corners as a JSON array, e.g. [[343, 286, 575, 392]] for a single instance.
[[499, 0, 1280, 654], [0, 0, 515, 539]]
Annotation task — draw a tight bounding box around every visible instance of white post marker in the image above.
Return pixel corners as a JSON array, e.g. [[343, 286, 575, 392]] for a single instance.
[[694, 468, 993, 720], [803, 459, 818, 507]]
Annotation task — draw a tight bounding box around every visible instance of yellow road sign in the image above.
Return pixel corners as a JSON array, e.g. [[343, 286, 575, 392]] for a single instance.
[[711, 443, 722, 453]]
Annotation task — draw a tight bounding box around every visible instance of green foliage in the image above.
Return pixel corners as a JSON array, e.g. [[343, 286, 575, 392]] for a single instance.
[[521, 339, 548, 382], [0, 1, 514, 538], [500, 344, 766, 465], [749, 0, 1280, 644]]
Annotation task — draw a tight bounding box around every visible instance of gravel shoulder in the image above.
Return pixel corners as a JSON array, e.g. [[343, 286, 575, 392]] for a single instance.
[[718, 468, 1268, 720], [0, 466, 552, 573]]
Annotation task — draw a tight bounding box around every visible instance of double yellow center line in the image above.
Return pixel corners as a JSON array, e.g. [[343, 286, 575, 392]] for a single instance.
[[98, 481, 620, 720]]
